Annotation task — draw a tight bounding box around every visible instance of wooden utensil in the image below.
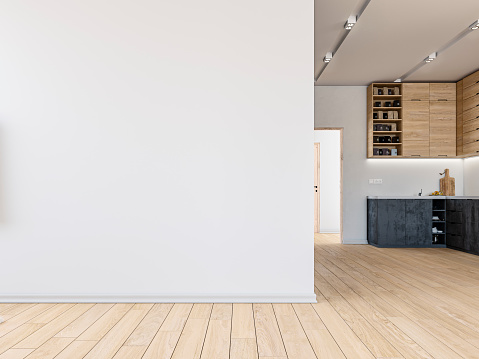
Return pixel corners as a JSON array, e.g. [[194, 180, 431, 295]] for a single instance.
[[440, 169, 455, 196]]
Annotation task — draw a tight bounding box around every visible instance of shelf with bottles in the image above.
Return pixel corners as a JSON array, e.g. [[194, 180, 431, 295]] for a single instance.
[[373, 110, 401, 120], [373, 85, 401, 96], [373, 143, 402, 146], [372, 146, 402, 157], [373, 140, 402, 147], [373, 119, 402, 123], [373, 106, 402, 110], [373, 95, 402, 99], [373, 122, 402, 131], [373, 131, 402, 134], [373, 122, 401, 147], [368, 83, 403, 158]]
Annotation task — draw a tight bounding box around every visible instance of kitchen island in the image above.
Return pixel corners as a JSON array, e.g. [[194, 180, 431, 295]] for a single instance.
[[367, 196, 479, 253]]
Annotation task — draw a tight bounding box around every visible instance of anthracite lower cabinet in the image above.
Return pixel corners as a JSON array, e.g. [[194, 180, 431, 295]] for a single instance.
[[448, 199, 479, 255], [465, 201, 479, 254], [368, 198, 432, 247], [405, 200, 433, 246], [369, 197, 479, 250], [376, 199, 406, 246]]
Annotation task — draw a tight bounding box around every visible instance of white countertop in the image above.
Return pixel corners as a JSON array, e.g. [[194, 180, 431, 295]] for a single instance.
[[368, 196, 479, 200]]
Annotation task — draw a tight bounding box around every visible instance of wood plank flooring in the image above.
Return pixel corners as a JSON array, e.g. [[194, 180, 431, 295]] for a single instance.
[[2, 233, 479, 358]]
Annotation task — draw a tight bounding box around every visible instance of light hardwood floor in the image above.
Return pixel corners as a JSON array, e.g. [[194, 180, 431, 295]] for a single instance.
[[2, 233, 479, 358]]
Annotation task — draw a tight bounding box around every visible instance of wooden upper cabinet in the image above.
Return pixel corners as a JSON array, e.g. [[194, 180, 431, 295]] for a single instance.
[[463, 81, 479, 100], [403, 83, 430, 101], [457, 80, 464, 156], [462, 71, 479, 157], [463, 70, 479, 89], [430, 83, 456, 101], [464, 93, 479, 112], [403, 140, 430, 157], [430, 101, 456, 157], [430, 101, 455, 119], [403, 101, 430, 140]]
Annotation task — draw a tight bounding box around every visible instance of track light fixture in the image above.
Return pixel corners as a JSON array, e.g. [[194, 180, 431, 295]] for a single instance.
[[425, 52, 437, 63], [344, 16, 357, 30], [470, 20, 479, 30], [323, 52, 333, 63]]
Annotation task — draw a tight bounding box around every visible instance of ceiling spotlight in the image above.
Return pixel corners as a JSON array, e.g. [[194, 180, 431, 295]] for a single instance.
[[470, 20, 479, 30], [323, 52, 333, 63], [425, 52, 437, 63], [344, 15, 357, 30], [394, 78, 402, 83]]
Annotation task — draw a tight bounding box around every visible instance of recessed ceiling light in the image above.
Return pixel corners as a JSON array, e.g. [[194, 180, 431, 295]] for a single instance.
[[344, 16, 357, 30], [470, 20, 479, 30], [323, 52, 333, 63], [424, 52, 437, 63]]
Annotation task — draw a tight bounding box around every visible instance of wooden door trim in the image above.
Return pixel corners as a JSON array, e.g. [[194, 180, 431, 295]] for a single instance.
[[314, 143, 320, 233], [313, 127, 344, 244]]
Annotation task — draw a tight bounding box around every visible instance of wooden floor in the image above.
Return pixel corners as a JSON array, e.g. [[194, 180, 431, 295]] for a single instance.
[[2, 234, 479, 358]]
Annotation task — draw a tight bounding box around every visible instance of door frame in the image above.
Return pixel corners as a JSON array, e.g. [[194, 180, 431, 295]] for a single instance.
[[314, 143, 320, 233], [314, 127, 344, 244]]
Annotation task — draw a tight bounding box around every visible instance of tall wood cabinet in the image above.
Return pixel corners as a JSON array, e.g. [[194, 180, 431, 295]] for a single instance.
[[459, 70, 479, 156], [429, 83, 456, 157], [457, 80, 464, 156], [403, 83, 430, 157]]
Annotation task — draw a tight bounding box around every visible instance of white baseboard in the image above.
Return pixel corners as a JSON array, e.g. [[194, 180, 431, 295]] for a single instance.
[[342, 239, 368, 245], [0, 293, 317, 303]]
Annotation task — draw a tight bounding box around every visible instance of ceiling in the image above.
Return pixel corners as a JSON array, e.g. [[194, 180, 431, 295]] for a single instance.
[[315, 0, 479, 85]]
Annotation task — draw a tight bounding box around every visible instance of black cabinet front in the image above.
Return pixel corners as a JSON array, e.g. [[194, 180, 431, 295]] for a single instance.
[[405, 200, 433, 246], [368, 199, 432, 247], [369, 198, 479, 252], [446, 199, 479, 255], [377, 200, 406, 246]]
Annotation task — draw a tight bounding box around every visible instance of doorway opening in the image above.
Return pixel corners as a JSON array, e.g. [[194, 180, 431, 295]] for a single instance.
[[314, 128, 343, 244]]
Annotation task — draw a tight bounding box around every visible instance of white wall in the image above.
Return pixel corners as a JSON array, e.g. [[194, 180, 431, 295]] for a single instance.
[[314, 130, 341, 233], [0, 1, 315, 302], [464, 157, 479, 195], [315, 86, 464, 244]]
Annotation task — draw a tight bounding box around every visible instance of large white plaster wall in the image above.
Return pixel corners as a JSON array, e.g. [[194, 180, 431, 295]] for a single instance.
[[464, 157, 479, 195], [315, 86, 464, 244], [314, 130, 341, 233], [0, 1, 314, 302]]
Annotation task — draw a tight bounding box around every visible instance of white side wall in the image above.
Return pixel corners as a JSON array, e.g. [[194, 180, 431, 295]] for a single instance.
[[464, 157, 479, 195], [0, 1, 315, 302], [315, 86, 464, 244], [314, 130, 341, 233]]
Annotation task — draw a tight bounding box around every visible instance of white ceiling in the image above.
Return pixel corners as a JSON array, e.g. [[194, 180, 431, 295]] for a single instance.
[[315, 0, 479, 85]]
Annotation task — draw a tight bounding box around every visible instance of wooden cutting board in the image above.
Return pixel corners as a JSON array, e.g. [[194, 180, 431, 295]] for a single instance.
[[440, 169, 455, 196]]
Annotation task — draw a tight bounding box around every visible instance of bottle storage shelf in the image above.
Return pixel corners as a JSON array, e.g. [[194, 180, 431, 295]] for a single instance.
[[373, 143, 403, 146], [373, 95, 402, 98], [368, 83, 403, 158], [373, 131, 402, 134], [373, 119, 403, 122]]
